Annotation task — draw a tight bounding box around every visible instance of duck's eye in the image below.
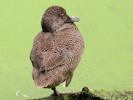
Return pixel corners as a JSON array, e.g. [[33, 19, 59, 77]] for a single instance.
[[60, 13, 64, 16]]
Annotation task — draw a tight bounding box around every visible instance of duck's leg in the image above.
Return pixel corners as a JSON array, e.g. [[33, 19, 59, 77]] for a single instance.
[[51, 87, 59, 96]]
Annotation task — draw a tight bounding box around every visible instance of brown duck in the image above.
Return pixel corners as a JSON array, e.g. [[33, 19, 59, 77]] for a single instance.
[[30, 6, 84, 95]]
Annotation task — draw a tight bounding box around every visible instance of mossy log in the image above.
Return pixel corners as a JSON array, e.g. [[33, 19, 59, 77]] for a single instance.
[[30, 87, 104, 100]]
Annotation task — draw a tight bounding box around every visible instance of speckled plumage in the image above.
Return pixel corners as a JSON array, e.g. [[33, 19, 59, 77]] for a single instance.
[[30, 6, 84, 91]]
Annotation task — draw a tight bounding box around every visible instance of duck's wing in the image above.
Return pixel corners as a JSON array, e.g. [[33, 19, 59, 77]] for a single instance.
[[41, 52, 64, 72], [30, 32, 65, 73], [30, 32, 44, 69]]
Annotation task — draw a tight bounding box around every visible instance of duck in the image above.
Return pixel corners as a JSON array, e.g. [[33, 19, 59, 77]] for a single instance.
[[30, 6, 84, 95]]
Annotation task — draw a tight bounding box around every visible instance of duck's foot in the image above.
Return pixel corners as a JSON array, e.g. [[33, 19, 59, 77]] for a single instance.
[[51, 87, 59, 96]]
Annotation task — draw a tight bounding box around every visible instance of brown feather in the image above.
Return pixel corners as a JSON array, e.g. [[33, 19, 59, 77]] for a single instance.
[[30, 6, 84, 89]]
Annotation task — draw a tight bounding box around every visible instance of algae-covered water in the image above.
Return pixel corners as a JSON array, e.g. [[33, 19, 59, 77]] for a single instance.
[[0, 0, 133, 99]]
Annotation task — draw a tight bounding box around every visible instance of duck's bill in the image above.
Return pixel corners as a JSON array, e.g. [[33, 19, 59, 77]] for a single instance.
[[65, 16, 80, 23]]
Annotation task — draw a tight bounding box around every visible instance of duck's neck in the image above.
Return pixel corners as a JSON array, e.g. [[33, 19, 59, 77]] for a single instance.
[[56, 23, 77, 32]]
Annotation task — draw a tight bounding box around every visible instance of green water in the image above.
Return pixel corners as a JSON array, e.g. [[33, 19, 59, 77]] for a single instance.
[[0, 0, 133, 99]]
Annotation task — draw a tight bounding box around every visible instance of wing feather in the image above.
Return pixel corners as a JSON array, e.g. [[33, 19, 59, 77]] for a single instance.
[[30, 32, 64, 72]]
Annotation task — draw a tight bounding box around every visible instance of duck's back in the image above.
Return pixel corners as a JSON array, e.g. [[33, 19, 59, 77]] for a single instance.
[[31, 23, 84, 88]]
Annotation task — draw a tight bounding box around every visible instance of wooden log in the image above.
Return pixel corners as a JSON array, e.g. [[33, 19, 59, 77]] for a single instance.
[[29, 87, 104, 100]]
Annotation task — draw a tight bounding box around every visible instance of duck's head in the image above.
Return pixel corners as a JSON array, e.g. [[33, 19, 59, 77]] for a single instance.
[[41, 6, 80, 32]]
